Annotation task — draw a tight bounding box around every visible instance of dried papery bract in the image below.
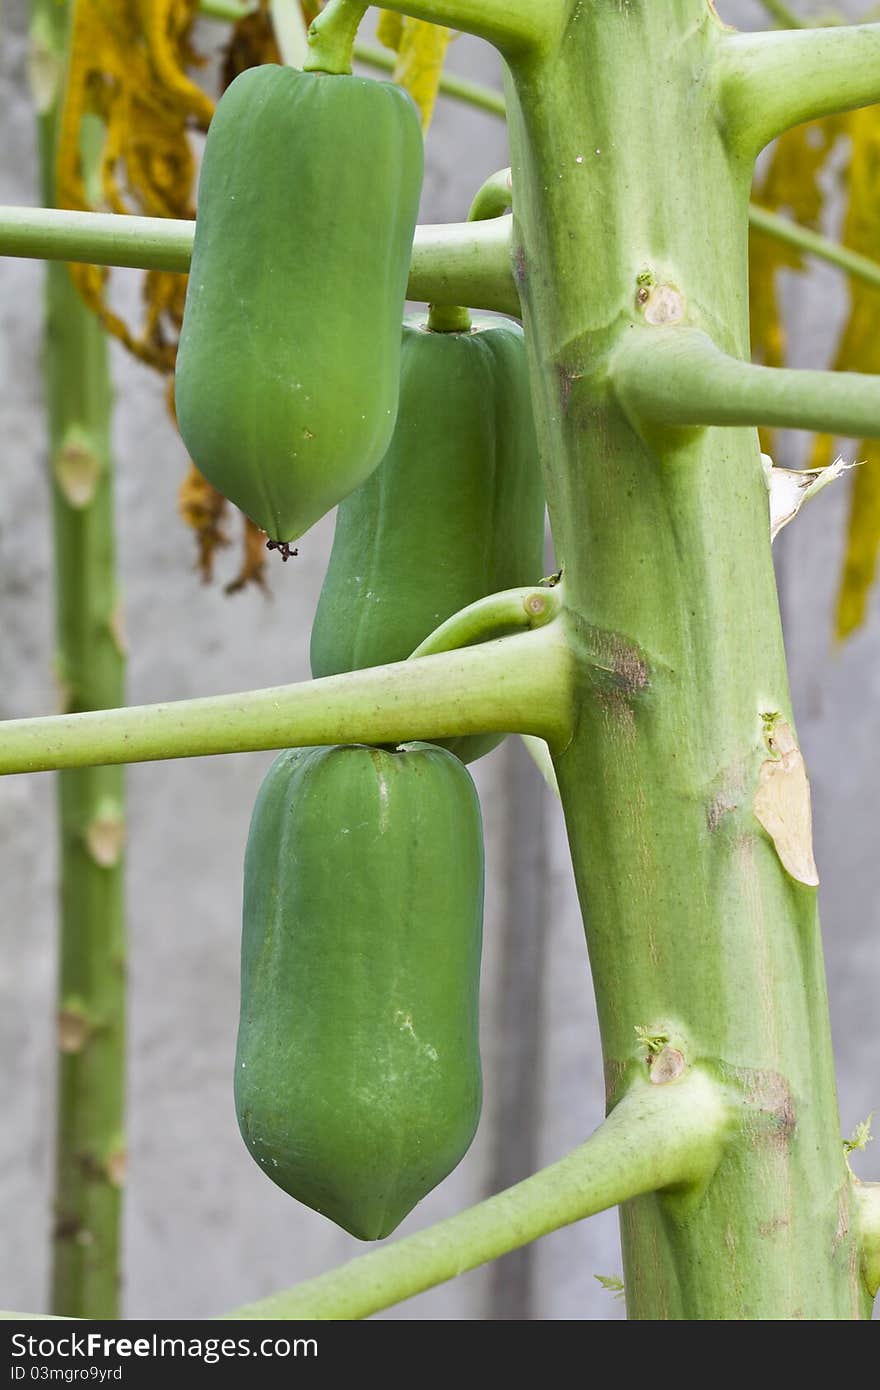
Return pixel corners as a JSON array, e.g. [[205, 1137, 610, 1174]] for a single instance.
[[753, 719, 820, 887]]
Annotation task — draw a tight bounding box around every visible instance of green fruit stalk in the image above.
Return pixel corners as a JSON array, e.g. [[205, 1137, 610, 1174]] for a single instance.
[[235, 742, 484, 1240]]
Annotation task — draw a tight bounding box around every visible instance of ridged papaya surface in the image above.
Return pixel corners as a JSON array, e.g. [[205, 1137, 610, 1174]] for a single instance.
[[235, 742, 484, 1241], [310, 313, 545, 761], [175, 64, 423, 542]]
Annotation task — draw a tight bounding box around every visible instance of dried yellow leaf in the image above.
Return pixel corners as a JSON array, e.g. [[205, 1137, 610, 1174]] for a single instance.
[[225, 517, 270, 595], [820, 106, 880, 636], [836, 440, 880, 639], [178, 463, 230, 583], [749, 118, 845, 456], [376, 10, 404, 51], [56, 0, 210, 370], [381, 17, 452, 132]]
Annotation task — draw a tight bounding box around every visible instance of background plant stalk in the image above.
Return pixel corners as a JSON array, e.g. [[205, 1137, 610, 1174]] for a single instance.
[[33, 0, 126, 1319], [505, 0, 864, 1318]]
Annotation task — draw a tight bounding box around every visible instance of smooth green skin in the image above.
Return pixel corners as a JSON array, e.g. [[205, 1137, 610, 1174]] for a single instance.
[[235, 742, 484, 1241], [34, 0, 126, 1320], [174, 64, 423, 543], [310, 314, 545, 762]]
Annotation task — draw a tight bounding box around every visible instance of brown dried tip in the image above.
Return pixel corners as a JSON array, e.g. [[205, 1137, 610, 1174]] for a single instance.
[[57, 0, 212, 370], [266, 539, 299, 563]]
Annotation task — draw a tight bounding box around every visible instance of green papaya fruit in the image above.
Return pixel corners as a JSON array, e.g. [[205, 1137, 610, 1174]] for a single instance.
[[235, 742, 484, 1241], [310, 313, 545, 761], [175, 64, 423, 543]]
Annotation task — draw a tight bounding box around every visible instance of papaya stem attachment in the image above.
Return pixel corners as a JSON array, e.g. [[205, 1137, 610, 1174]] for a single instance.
[[426, 166, 514, 332], [409, 585, 563, 660], [612, 327, 880, 441], [857, 1182, 880, 1298], [0, 625, 575, 776], [0, 206, 520, 316], [303, 0, 368, 76], [218, 1070, 729, 1320], [426, 303, 472, 333], [719, 23, 880, 155]]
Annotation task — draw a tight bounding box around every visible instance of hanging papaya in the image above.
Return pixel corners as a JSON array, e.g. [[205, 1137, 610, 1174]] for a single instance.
[[235, 741, 484, 1241], [174, 64, 423, 544], [309, 312, 545, 762]]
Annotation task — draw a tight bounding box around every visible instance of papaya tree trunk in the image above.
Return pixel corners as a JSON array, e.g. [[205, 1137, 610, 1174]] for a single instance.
[[504, 0, 863, 1318], [32, 0, 126, 1319]]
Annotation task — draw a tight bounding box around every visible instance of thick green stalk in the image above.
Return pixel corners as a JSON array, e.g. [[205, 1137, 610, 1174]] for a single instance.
[[303, 0, 368, 73], [0, 624, 573, 774], [468, 167, 511, 222], [425, 301, 472, 331], [312, 0, 556, 58], [613, 326, 880, 438], [0, 208, 520, 314], [0, 206, 195, 269], [31, 0, 126, 1319], [408, 585, 561, 658], [12, 198, 879, 318], [500, 0, 869, 1318], [219, 1071, 728, 1320], [720, 22, 880, 154], [422, 164, 513, 343]]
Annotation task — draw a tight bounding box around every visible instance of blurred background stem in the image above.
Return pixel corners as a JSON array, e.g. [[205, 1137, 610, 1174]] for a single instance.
[[31, 0, 127, 1319]]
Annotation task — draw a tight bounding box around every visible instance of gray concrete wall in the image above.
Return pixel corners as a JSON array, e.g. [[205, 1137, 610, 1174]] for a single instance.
[[0, 0, 876, 1321]]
